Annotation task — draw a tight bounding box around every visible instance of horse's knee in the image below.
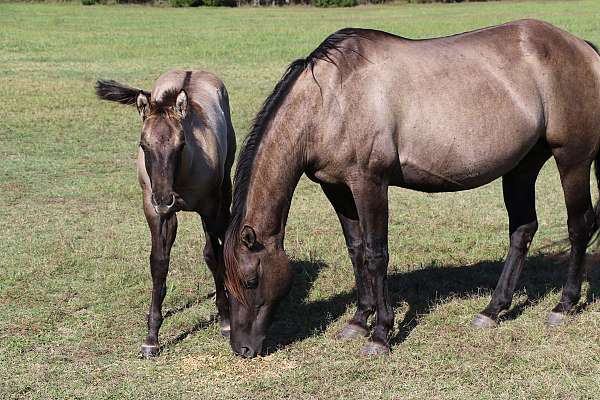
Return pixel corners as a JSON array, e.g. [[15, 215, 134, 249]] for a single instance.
[[364, 247, 389, 273], [346, 240, 364, 260], [568, 207, 597, 245], [510, 220, 538, 251]]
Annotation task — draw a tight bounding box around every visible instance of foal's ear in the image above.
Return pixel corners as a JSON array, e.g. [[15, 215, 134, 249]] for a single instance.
[[175, 90, 188, 120], [136, 92, 150, 120], [241, 225, 257, 250]]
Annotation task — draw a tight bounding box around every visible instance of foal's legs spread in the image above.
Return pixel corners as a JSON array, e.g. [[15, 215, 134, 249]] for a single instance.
[[548, 156, 597, 325], [320, 183, 374, 339], [141, 199, 178, 358], [349, 179, 394, 355], [473, 144, 550, 327]]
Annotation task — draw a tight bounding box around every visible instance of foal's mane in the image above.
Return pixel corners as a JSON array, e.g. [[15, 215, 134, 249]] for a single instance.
[[224, 28, 372, 303]]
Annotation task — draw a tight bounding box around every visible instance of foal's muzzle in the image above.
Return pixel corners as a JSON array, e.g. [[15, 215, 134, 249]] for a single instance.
[[151, 193, 175, 216]]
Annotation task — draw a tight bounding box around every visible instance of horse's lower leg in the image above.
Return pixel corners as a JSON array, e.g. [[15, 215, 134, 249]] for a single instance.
[[321, 183, 374, 339], [202, 218, 230, 336], [337, 212, 375, 339], [351, 180, 393, 356], [473, 149, 547, 327], [549, 163, 596, 325], [142, 212, 178, 358]]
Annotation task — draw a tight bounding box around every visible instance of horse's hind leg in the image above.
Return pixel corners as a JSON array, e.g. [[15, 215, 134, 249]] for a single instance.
[[320, 183, 374, 340], [473, 143, 550, 327], [548, 157, 597, 326], [141, 199, 178, 358]]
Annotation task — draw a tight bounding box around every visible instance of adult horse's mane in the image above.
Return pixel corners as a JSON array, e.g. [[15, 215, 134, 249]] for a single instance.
[[224, 28, 372, 302]]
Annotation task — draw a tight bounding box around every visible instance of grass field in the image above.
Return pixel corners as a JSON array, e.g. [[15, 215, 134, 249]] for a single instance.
[[2, 1, 600, 398]]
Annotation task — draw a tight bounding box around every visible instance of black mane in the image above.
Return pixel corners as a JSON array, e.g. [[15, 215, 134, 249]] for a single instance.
[[230, 27, 372, 231], [224, 27, 372, 301]]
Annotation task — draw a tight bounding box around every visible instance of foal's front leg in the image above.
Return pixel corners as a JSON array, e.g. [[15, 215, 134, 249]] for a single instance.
[[351, 179, 393, 356], [141, 204, 178, 358]]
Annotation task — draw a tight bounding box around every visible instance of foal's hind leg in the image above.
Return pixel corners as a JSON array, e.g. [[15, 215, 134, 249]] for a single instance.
[[200, 179, 232, 337], [320, 183, 374, 340], [473, 144, 550, 327], [141, 202, 178, 358], [548, 159, 597, 326], [201, 216, 230, 337]]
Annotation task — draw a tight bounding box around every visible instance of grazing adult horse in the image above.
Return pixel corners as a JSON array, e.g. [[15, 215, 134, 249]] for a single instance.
[[223, 20, 600, 358], [96, 70, 236, 357]]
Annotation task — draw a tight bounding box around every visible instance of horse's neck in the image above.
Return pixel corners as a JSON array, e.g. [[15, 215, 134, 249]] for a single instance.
[[244, 121, 306, 242]]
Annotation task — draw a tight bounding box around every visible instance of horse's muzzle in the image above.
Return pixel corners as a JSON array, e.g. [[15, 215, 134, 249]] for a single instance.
[[151, 193, 175, 216]]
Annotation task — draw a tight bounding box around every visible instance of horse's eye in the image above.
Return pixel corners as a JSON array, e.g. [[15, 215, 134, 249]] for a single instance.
[[243, 276, 258, 290]]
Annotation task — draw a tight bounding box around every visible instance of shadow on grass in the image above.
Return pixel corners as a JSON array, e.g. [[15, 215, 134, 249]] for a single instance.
[[265, 253, 600, 353]]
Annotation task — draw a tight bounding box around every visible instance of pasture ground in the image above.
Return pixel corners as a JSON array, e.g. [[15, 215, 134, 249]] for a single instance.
[[2, 1, 600, 398]]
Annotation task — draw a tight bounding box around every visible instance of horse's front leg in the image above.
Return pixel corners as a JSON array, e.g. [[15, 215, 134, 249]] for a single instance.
[[350, 178, 393, 356], [320, 182, 374, 340], [141, 198, 178, 358]]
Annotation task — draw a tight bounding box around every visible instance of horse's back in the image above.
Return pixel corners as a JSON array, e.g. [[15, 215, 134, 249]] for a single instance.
[[309, 20, 600, 191]]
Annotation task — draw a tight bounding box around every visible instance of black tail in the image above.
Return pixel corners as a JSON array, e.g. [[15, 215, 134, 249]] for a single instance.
[[95, 79, 150, 105], [593, 155, 600, 233], [587, 40, 600, 240]]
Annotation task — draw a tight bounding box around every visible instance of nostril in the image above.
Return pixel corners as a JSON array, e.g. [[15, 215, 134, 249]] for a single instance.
[[151, 193, 175, 208]]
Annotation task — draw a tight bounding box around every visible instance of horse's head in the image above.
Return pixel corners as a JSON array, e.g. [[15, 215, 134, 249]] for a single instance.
[[136, 90, 188, 217], [224, 224, 294, 358]]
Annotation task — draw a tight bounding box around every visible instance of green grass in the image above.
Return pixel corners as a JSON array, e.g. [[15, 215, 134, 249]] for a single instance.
[[2, 1, 600, 398]]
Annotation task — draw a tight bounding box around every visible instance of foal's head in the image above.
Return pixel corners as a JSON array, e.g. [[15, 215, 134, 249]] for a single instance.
[[136, 90, 189, 216], [95, 80, 190, 217]]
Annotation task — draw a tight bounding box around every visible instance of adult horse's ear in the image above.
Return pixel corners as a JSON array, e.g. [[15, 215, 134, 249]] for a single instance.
[[136, 92, 150, 121], [175, 90, 188, 120], [241, 225, 257, 250]]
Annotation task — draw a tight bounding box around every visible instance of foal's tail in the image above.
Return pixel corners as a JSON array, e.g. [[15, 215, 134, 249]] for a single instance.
[[95, 79, 150, 105]]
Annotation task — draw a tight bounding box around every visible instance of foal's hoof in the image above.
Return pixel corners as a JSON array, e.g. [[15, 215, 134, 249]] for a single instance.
[[360, 341, 390, 357], [471, 314, 497, 329], [140, 343, 161, 359], [336, 324, 369, 341], [547, 311, 566, 327], [220, 319, 231, 338]]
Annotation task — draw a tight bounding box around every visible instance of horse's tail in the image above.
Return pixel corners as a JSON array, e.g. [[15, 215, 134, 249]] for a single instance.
[[585, 40, 600, 246], [95, 79, 150, 105]]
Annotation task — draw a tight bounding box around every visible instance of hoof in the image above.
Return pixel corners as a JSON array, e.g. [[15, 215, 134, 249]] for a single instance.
[[220, 319, 231, 338], [360, 341, 390, 357], [471, 314, 497, 329], [336, 324, 369, 341], [140, 343, 160, 358], [547, 311, 566, 327]]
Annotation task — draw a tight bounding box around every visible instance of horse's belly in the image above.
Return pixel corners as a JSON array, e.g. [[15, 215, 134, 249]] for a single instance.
[[395, 125, 540, 192]]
